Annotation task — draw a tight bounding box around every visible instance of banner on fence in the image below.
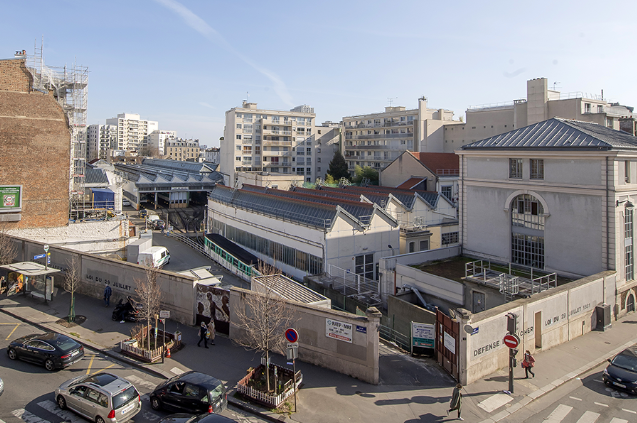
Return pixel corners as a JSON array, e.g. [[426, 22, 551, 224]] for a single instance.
[[411, 322, 435, 349]]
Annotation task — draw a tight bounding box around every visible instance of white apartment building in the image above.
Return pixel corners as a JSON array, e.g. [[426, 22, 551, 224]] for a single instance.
[[204, 147, 220, 165], [87, 124, 117, 160], [105, 113, 159, 151], [165, 138, 200, 161], [342, 97, 459, 174], [443, 77, 637, 153], [312, 121, 341, 181], [148, 130, 177, 156], [221, 102, 319, 184]]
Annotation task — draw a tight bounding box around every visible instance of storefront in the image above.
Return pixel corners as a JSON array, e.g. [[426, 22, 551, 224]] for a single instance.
[[0, 262, 60, 302]]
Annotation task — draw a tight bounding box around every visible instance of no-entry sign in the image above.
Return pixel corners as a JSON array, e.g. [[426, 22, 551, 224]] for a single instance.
[[503, 334, 519, 349]]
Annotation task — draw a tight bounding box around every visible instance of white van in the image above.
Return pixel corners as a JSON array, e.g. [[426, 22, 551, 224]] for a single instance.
[[137, 246, 170, 268]]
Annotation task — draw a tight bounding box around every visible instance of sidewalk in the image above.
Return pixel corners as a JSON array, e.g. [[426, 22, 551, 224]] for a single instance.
[[0, 290, 635, 423]]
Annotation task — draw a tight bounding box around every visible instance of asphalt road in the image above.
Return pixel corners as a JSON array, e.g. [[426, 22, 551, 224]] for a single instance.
[[501, 361, 637, 423], [0, 313, 264, 422]]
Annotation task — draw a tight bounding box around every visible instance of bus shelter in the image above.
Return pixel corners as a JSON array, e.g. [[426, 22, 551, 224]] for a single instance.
[[0, 262, 60, 302]]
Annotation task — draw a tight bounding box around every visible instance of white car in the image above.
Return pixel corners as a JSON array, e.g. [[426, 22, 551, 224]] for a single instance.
[[122, 199, 131, 207]]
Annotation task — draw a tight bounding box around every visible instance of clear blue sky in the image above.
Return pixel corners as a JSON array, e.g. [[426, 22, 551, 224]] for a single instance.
[[3, 1, 636, 147]]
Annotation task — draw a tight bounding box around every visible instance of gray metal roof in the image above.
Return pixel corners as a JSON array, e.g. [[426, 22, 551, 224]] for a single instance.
[[85, 166, 109, 185], [462, 118, 637, 150], [253, 275, 328, 304], [142, 158, 217, 173]]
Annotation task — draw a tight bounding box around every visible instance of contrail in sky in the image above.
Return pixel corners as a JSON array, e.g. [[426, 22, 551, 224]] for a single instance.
[[154, 0, 294, 107]]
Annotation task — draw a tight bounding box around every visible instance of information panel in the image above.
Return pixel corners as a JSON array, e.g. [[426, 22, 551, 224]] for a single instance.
[[326, 319, 353, 343]]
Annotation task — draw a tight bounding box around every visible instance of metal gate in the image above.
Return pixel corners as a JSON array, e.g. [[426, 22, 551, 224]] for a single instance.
[[435, 309, 459, 381]]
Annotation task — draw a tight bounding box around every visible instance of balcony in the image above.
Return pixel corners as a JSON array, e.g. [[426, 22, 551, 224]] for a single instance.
[[262, 140, 292, 146], [262, 151, 290, 157], [347, 132, 413, 140], [262, 129, 292, 136]]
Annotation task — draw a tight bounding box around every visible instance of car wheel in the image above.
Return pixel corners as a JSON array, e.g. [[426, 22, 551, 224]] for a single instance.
[[45, 359, 55, 371], [57, 395, 67, 410], [7, 348, 17, 360], [150, 396, 162, 410], [96, 417, 105, 423]]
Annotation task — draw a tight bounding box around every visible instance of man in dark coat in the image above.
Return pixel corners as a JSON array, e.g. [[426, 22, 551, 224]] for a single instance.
[[447, 383, 463, 420]]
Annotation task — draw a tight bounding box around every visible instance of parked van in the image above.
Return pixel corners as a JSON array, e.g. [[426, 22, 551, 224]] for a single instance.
[[137, 246, 170, 268]]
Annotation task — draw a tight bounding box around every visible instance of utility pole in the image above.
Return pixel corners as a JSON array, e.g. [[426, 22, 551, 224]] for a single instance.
[[505, 313, 519, 394]]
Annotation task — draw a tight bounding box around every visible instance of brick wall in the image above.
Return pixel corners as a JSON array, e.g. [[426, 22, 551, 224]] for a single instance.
[[0, 66, 70, 229], [0, 59, 32, 93]]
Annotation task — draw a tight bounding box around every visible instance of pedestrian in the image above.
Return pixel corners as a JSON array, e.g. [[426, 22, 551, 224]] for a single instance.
[[197, 321, 208, 348], [103, 285, 112, 307], [447, 383, 463, 420], [207, 319, 216, 346], [522, 350, 535, 378]]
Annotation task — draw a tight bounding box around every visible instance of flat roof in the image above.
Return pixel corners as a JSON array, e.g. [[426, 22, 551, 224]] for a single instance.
[[0, 261, 61, 276]]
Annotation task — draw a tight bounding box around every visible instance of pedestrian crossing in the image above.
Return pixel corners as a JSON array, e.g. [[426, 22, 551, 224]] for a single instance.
[[540, 402, 633, 423]]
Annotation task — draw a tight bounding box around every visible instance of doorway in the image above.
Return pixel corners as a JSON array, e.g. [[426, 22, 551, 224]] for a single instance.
[[628, 294, 635, 313], [534, 311, 542, 349]]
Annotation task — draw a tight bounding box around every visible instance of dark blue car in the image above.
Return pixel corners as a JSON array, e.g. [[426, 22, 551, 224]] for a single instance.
[[7, 332, 84, 371], [603, 346, 637, 394]]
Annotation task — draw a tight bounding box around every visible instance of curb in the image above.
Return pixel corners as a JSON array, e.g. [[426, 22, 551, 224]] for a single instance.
[[0, 305, 293, 423], [478, 338, 637, 423]]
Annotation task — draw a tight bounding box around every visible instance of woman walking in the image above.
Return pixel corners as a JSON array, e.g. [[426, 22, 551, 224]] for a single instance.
[[197, 321, 208, 348], [207, 319, 216, 346], [522, 350, 535, 378], [447, 383, 463, 420]]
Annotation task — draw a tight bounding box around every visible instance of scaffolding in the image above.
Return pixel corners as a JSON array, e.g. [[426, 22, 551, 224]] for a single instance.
[[26, 39, 89, 220]]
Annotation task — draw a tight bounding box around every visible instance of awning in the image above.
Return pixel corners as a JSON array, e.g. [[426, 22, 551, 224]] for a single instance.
[[0, 262, 61, 276]]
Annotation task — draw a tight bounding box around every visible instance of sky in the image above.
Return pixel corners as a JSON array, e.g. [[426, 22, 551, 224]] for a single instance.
[[3, 1, 637, 148]]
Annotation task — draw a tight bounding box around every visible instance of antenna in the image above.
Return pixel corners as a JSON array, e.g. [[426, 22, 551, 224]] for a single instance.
[[552, 82, 560, 91], [246, 91, 249, 102], [387, 97, 397, 107]]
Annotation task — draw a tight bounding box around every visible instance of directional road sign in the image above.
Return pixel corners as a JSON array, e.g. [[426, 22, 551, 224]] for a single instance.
[[503, 334, 520, 349], [33, 254, 46, 260]]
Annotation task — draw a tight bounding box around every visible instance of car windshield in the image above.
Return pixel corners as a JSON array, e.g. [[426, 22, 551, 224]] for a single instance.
[[52, 337, 79, 352], [612, 354, 637, 373], [209, 382, 225, 403], [113, 386, 138, 409]]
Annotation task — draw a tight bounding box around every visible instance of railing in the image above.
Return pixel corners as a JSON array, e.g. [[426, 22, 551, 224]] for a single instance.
[[120, 340, 164, 362], [168, 232, 206, 256], [326, 264, 381, 305], [467, 101, 515, 110], [379, 325, 410, 352], [347, 133, 414, 140], [236, 362, 302, 408], [436, 169, 460, 176], [531, 272, 557, 294], [465, 260, 490, 280]]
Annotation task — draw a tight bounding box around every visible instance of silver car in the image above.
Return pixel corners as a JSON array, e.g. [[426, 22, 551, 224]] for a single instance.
[[55, 372, 141, 423]]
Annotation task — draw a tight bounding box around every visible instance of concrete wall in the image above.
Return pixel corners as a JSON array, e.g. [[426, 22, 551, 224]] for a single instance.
[[458, 271, 615, 385], [380, 152, 432, 189], [229, 287, 381, 384], [11, 235, 198, 325], [386, 294, 436, 337], [394, 263, 464, 306]]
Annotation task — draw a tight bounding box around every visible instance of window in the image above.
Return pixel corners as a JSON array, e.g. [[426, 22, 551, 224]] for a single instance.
[[409, 242, 415, 253], [585, 103, 591, 113], [236, 124, 242, 129], [441, 186, 453, 201], [419, 240, 429, 251], [626, 161, 631, 183], [307, 148, 312, 154], [317, 167, 321, 172], [626, 207, 634, 280], [530, 159, 544, 180], [511, 194, 545, 268], [509, 158, 523, 179], [441, 232, 459, 245], [598, 105, 604, 113], [355, 254, 375, 280], [236, 135, 241, 140]]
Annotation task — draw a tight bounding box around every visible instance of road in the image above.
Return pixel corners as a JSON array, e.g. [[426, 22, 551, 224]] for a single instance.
[[0, 314, 265, 423], [501, 361, 637, 423]]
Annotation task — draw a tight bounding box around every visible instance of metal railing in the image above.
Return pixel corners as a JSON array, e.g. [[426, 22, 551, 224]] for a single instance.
[[168, 232, 206, 256], [379, 325, 410, 352], [436, 169, 460, 176], [326, 264, 381, 305], [531, 272, 557, 294]]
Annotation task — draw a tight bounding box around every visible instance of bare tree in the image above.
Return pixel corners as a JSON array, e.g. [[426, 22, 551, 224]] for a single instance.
[[64, 256, 81, 323], [135, 265, 162, 350], [0, 225, 17, 265], [233, 262, 296, 393]]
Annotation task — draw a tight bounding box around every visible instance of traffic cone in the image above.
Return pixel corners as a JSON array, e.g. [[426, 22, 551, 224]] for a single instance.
[[166, 347, 171, 358]]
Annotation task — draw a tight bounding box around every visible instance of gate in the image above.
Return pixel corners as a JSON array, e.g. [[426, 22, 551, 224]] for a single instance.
[[435, 309, 459, 381]]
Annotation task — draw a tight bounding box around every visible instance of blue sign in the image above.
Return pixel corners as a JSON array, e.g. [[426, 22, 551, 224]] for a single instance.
[[356, 325, 367, 334], [285, 328, 299, 343], [33, 254, 46, 260]]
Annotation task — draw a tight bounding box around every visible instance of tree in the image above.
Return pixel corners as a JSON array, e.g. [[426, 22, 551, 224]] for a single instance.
[[352, 165, 379, 185], [327, 151, 350, 181], [233, 261, 296, 393], [64, 256, 81, 323], [135, 266, 162, 351], [0, 225, 17, 265], [324, 174, 336, 184]]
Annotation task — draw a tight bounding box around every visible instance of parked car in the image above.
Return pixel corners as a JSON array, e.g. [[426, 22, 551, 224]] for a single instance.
[[7, 332, 84, 371], [150, 371, 228, 414], [122, 199, 131, 207], [0, 376, 4, 397], [55, 372, 141, 423], [139, 209, 148, 218], [158, 414, 236, 423], [152, 219, 166, 230], [603, 345, 637, 394]]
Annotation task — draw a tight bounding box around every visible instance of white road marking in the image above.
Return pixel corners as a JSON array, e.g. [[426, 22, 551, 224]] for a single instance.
[[126, 374, 159, 390], [11, 409, 50, 423], [575, 411, 599, 423], [542, 404, 573, 423], [609, 418, 628, 423], [37, 400, 85, 423], [143, 411, 161, 421], [593, 379, 603, 383], [170, 367, 184, 374], [593, 402, 608, 407], [477, 393, 514, 413], [622, 408, 637, 414], [569, 396, 582, 401]]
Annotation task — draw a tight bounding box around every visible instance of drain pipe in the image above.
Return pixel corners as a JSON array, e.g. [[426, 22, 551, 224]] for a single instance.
[[606, 156, 610, 271]]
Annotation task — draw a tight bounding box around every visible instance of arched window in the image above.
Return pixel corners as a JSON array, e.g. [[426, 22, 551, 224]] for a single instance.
[[511, 194, 545, 268]]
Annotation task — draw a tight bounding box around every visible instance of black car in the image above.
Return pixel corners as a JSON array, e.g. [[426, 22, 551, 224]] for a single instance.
[[150, 371, 228, 414], [603, 346, 637, 394], [7, 332, 84, 371], [158, 414, 236, 423]]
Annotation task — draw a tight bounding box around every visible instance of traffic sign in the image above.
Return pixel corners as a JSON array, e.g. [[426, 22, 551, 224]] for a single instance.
[[33, 254, 46, 260], [285, 328, 299, 344], [43, 245, 49, 252], [286, 344, 298, 361], [160, 310, 170, 319], [503, 334, 520, 349]]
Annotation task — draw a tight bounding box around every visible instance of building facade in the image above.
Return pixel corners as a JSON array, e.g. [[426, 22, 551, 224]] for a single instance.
[[204, 147, 220, 165], [165, 138, 200, 161], [87, 124, 118, 160], [148, 130, 177, 156], [105, 113, 159, 151]]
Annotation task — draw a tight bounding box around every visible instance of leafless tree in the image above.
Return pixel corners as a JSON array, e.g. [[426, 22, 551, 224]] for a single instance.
[[0, 225, 17, 265], [135, 265, 162, 350], [64, 256, 81, 322], [233, 262, 296, 393]]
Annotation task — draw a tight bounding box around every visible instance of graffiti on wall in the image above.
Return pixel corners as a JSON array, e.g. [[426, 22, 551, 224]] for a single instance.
[[195, 284, 230, 335]]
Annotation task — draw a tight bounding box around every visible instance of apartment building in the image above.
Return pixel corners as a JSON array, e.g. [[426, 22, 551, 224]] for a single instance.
[[204, 147, 220, 165], [105, 113, 159, 151], [342, 97, 459, 174], [443, 77, 637, 153], [87, 124, 117, 160], [312, 121, 341, 181], [148, 130, 177, 156], [165, 138, 200, 161], [221, 102, 318, 184]]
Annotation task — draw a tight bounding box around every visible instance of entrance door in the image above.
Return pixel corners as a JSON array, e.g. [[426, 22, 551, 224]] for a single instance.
[[435, 309, 459, 381], [472, 291, 485, 313], [534, 311, 542, 349], [628, 294, 635, 313]]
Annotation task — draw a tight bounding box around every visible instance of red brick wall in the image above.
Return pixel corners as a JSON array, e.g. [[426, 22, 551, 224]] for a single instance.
[[0, 59, 32, 93], [0, 61, 70, 229]]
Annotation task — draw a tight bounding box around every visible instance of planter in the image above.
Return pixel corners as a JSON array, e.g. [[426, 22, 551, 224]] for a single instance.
[[236, 363, 302, 409], [119, 327, 179, 363]]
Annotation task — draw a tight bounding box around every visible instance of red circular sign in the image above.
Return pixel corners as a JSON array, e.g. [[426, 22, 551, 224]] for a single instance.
[[285, 328, 299, 343], [503, 334, 519, 348]]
